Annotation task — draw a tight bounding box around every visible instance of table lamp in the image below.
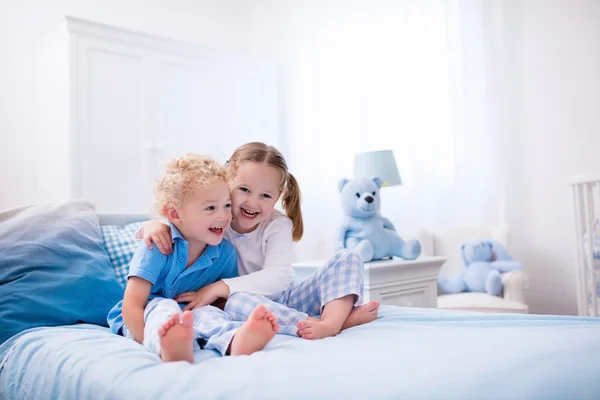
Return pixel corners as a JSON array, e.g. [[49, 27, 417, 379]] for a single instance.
[[353, 150, 402, 187]]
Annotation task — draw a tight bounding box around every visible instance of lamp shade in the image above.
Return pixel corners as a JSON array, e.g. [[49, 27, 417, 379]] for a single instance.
[[353, 150, 402, 187]]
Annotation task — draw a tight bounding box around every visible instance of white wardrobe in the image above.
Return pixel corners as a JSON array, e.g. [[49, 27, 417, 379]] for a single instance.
[[34, 16, 282, 214]]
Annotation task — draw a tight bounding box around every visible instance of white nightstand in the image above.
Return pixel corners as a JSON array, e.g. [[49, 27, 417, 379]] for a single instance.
[[292, 256, 446, 308]]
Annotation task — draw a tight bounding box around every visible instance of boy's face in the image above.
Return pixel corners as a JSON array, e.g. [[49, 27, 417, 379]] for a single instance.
[[171, 180, 232, 246]]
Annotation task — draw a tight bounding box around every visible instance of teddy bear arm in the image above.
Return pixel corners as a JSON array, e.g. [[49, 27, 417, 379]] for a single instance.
[[491, 260, 523, 273], [334, 224, 350, 251], [381, 216, 396, 231]]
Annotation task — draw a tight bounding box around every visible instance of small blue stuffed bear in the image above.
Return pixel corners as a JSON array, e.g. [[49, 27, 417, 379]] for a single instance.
[[438, 240, 524, 296], [335, 176, 421, 262]]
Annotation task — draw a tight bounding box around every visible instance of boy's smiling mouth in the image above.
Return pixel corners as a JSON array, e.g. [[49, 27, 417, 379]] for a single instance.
[[209, 226, 224, 235]]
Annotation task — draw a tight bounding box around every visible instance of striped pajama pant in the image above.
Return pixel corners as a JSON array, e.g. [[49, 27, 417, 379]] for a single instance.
[[224, 249, 365, 336], [122, 297, 241, 357]]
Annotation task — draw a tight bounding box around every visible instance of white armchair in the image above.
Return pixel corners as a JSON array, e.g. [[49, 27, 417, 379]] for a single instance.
[[412, 224, 530, 314]]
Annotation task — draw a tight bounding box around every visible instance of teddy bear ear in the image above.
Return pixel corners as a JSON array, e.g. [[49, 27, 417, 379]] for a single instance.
[[372, 177, 383, 188], [337, 178, 349, 192]]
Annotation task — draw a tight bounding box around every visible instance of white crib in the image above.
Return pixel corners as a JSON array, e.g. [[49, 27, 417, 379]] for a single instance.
[[571, 173, 600, 317]]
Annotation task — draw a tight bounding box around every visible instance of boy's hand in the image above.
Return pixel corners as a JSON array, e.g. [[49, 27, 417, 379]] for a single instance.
[[142, 220, 173, 255], [176, 281, 231, 310]]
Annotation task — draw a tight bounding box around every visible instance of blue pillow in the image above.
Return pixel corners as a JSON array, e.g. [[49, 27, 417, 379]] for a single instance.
[[101, 222, 144, 287], [0, 199, 124, 345]]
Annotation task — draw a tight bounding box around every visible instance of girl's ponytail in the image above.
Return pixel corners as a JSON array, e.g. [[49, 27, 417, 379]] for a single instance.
[[282, 172, 303, 242]]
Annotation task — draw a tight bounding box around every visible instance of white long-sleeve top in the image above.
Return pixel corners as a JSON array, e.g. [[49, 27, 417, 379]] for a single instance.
[[222, 210, 295, 296]]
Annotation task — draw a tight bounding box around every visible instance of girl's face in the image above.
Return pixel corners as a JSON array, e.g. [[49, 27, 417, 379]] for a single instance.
[[230, 161, 282, 233]]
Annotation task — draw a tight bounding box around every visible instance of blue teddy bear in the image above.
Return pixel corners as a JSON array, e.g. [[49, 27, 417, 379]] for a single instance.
[[335, 176, 421, 262], [437, 240, 524, 296]]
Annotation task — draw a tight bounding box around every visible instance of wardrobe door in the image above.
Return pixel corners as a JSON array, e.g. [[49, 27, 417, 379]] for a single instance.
[[216, 60, 282, 160], [153, 53, 223, 173], [153, 53, 282, 173], [75, 36, 153, 213]]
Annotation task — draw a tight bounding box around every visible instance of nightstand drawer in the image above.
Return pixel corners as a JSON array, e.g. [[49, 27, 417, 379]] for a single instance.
[[378, 286, 430, 308]]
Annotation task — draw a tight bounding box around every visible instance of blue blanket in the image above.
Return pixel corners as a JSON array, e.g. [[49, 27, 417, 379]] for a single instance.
[[2, 305, 600, 400]]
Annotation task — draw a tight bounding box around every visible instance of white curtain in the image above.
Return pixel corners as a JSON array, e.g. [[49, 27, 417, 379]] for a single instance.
[[271, 0, 501, 261]]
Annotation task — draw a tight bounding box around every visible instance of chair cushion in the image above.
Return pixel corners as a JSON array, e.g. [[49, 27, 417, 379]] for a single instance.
[[437, 293, 529, 314]]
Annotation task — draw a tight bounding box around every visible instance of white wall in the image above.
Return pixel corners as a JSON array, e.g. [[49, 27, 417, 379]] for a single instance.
[[227, 1, 505, 261], [0, 0, 274, 210], [4, 0, 600, 316], [502, 0, 600, 315]]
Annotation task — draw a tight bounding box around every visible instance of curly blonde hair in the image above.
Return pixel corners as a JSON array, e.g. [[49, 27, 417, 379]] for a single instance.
[[153, 153, 231, 217]]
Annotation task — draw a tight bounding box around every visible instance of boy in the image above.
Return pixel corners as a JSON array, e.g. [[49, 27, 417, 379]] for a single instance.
[[107, 153, 279, 363]]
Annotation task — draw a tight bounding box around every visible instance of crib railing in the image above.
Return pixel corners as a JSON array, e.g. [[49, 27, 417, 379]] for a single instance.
[[571, 173, 600, 317]]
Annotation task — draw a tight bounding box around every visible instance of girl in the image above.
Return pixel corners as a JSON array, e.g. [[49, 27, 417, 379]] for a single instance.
[[139, 142, 379, 340]]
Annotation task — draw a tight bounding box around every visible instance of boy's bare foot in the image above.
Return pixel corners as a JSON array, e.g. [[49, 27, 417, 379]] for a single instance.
[[158, 311, 195, 363], [296, 320, 340, 340], [341, 301, 380, 331], [229, 305, 279, 356]]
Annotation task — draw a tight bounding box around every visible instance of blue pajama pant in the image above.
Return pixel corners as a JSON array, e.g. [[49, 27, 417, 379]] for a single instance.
[[224, 249, 364, 336], [122, 297, 241, 357]]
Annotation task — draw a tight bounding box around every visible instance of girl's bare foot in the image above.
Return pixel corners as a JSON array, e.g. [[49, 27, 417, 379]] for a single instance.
[[158, 311, 195, 363], [296, 301, 380, 339], [341, 301, 380, 331], [296, 320, 340, 340], [229, 305, 279, 356]]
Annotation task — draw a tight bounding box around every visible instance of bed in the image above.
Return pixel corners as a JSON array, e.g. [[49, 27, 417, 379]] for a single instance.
[[2, 200, 600, 400]]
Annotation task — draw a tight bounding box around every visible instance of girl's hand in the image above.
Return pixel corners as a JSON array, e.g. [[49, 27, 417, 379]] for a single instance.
[[142, 220, 173, 255], [175, 281, 231, 310]]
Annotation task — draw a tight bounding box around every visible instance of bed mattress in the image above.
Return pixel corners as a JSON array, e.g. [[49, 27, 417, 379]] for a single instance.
[[2, 305, 600, 400]]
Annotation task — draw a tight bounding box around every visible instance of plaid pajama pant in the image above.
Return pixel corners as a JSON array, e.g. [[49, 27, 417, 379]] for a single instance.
[[122, 297, 241, 357], [224, 249, 364, 336]]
